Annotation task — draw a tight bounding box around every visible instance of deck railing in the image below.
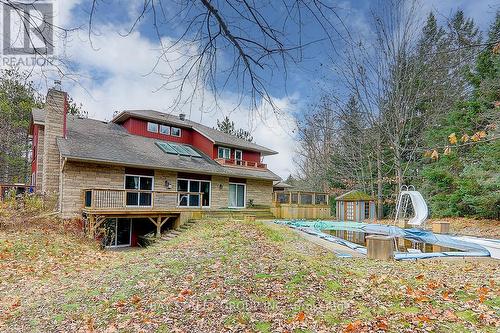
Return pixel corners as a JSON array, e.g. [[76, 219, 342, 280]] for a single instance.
[[83, 189, 207, 210], [273, 191, 329, 206], [215, 158, 267, 169]]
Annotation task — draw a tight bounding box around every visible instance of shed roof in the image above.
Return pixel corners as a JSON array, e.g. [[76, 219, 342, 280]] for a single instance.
[[335, 190, 373, 201]]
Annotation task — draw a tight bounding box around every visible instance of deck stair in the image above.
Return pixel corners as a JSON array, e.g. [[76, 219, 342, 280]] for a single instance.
[[161, 219, 198, 241]]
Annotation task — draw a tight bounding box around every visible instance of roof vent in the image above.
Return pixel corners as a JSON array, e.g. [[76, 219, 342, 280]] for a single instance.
[[179, 113, 186, 121]]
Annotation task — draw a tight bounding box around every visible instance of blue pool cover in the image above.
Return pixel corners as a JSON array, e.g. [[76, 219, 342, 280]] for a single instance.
[[275, 220, 491, 260]]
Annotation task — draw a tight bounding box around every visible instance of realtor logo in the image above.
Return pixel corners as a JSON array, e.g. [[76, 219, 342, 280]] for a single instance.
[[1, 1, 56, 67]]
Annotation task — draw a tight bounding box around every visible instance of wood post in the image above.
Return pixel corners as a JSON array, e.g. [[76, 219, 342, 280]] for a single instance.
[[432, 221, 450, 234], [156, 216, 161, 238], [366, 235, 394, 260]]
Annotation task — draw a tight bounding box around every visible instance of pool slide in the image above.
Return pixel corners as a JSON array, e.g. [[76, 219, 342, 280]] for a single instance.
[[395, 188, 429, 227]]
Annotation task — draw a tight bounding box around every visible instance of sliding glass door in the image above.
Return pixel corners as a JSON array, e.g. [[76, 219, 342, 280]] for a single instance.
[[104, 218, 132, 247], [229, 183, 246, 208]]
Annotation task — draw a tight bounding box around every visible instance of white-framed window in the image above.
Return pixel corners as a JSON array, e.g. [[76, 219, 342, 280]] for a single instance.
[[234, 150, 243, 161], [171, 127, 181, 137], [218, 147, 231, 159], [177, 179, 211, 207], [103, 218, 132, 248], [160, 124, 170, 135], [229, 183, 246, 208], [124, 174, 154, 207], [147, 122, 158, 133]]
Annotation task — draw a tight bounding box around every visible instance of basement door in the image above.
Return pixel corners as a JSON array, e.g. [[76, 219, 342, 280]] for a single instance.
[[104, 218, 132, 248]]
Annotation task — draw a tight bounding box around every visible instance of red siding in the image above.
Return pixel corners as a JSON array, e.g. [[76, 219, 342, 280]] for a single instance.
[[122, 118, 192, 144], [192, 131, 214, 157], [243, 150, 261, 163], [120, 117, 263, 163]]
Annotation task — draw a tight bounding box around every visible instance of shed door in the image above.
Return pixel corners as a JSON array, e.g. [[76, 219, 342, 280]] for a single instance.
[[346, 202, 354, 220]]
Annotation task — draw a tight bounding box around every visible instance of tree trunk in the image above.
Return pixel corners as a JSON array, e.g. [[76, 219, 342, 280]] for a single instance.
[[376, 144, 383, 220]]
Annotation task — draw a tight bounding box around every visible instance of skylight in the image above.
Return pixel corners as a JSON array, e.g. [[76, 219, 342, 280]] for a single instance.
[[156, 142, 202, 158]]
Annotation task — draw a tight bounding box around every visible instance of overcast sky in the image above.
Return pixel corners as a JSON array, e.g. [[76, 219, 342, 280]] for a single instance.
[[46, 0, 499, 179]]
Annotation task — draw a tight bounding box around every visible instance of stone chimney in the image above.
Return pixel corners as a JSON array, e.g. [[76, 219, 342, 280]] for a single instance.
[[41, 83, 68, 196]]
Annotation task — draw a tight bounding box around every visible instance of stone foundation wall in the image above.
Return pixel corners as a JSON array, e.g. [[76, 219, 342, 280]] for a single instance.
[[246, 179, 273, 207], [60, 162, 125, 218], [211, 175, 229, 209]]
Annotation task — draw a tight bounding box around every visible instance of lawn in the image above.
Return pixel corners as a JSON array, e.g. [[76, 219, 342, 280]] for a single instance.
[[0, 218, 498, 332]]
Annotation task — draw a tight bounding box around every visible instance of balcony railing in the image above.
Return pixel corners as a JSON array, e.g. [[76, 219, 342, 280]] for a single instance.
[[83, 189, 207, 210], [215, 158, 267, 169], [273, 191, 329, 206]]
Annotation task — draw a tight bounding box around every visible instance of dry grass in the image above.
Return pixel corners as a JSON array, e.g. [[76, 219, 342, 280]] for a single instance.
[[0, 213, 498, 332]]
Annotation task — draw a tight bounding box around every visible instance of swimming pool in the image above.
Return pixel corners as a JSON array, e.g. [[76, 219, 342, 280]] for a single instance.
[[275, 220, 492, 260]]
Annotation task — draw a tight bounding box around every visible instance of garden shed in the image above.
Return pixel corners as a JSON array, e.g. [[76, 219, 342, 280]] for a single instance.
[[336, 190, 376, 222]]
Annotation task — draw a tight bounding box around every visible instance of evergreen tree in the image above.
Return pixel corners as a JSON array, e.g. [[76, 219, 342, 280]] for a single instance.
[[0, 69, 42, 183], [216, 116, 253, 142], [422, 12, 500, 219]]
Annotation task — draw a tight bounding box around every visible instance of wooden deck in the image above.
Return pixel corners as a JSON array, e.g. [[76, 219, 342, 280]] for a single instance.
[[271, 191, 331, 219]]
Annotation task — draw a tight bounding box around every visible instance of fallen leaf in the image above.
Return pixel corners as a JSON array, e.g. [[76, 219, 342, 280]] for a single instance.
[[431, 150, 439, 161], [180, 289, 193, 296], [375, 318, 389, 331], [130, 295, 141, 305], [427, 281, 438, 289], [415, 274, 424, 280], [416, 315, 431, 323], [343, 320, 362, 333], [295, 311, 305, 322], [448, 133, 457, 144]]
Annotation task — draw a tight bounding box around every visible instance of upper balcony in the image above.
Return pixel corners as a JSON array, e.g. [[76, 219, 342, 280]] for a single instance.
[[215, 158, 267, 169]]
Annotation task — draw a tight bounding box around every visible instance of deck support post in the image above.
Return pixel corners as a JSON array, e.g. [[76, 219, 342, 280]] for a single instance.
[[148, 216, 171, 238]]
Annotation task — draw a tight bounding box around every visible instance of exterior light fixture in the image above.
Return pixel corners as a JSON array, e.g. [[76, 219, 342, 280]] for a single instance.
[[165, 180, 172, 189]]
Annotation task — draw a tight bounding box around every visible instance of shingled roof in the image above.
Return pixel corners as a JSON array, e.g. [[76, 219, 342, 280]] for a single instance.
[[32, 108, 45, 125], [56, 114, 280, 181], [111, 110, 278, 156], [335, 190, 373, 201]]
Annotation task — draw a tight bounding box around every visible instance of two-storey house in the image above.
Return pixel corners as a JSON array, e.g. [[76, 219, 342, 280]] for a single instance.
[[30, 86, 280, 247]]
